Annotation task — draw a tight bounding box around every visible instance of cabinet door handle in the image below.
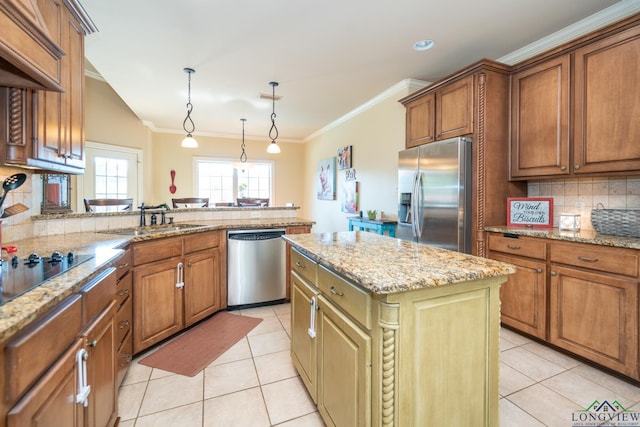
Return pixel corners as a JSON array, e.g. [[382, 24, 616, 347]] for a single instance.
[[76, 348, 90, 407], [119, 320, 130, 329], [536, 268, 542, 273], [329, 286, 344, 297], [187, 261, 192, 267], [176, 262, 185, 288], [118, 263, 129, 269], [295, 261, 305, 269], [118, 289, 129, 296], [560, 165, 567, 171], [551, 271, 557, 276], [307, 296, 318, 338], [507, 244, 521, 250], [577, 256, 598, 263]]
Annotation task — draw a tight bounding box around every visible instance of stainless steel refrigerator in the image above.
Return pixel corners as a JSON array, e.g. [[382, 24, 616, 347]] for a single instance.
[[397, 137, 472, 253]]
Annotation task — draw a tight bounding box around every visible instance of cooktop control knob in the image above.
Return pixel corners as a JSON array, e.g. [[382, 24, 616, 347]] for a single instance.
[[67, 252, 75, 263], [11, 255, 19, 268], [50, 251, 63, 263], [26, 253, 41, 265]]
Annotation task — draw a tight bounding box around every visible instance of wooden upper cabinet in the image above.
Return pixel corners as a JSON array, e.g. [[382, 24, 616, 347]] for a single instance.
[[510, 56, 570, 178], [435, 75, 473, 140], [405, 93, 435, 148], [573, 25, 640, 174]]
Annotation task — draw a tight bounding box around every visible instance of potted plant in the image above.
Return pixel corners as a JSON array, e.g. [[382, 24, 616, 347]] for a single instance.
[[366, 209, 377, 220]]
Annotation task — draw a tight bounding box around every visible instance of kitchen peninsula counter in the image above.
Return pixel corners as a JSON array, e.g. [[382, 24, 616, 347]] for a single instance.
[[284, 231, 512, 427], [0, 217, 313, 342]]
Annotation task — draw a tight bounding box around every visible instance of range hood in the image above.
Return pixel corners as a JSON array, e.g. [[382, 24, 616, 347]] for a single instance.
[[0, 0, 66, 91]]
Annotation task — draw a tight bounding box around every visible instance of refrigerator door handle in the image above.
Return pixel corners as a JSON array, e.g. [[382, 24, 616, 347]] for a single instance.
[[413, 172, 422, 238]]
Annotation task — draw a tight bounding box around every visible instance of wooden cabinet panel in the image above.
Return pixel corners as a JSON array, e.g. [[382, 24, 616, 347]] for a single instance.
[[286, 225, 311, 235], [4, 294, 83, 402], [510, 56, 570, 178], [7, 339, 84, 427], [487, 234, 547, 260], [435, 75, 473, 139], [133, 257, 184, 353], [550, 241, 639, 277], [184, 249, 220, 326], [573, 25, 640, 174], [318, 266, 371, 330], [290, 273, 320, 403], [83, 300, 117, 427], [549, 265, 638, 378], [133, 236, 182, 266], [405, 93, 435, 147], [492, 253, 547, 339], [184, 230, 220, 254], [317, 295, 371, 427]]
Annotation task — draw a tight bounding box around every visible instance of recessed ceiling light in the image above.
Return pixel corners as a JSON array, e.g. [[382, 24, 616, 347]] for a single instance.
[[413, 39, 434, 51]]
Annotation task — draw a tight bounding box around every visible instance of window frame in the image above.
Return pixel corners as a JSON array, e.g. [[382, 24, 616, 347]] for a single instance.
[[193, 157, 275, 205]]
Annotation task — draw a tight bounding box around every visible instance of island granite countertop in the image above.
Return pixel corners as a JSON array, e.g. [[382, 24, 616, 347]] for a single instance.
[[0, 217, 313, 342], [485, 226, 640, 250], [283, 231, 515, 294]]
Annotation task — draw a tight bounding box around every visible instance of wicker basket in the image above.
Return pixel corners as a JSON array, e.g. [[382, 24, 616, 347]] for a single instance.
[[590, 208, 640, 237]]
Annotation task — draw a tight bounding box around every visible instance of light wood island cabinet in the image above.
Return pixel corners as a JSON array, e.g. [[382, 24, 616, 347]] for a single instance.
[[287, 232, 512, 427]]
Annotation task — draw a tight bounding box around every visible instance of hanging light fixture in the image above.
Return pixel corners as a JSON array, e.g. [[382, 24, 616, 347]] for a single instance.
[[240, 118, 247, 163], [181, 67, 198, 148], [267, 81, 281, 154]]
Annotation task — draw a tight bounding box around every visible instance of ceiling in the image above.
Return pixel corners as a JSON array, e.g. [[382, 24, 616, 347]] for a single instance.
[[81, 0, 631, 143]]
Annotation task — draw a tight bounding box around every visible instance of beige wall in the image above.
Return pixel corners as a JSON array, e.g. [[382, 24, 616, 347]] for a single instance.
[[299, 82, 423, 232], [149, 133, 304, 207]]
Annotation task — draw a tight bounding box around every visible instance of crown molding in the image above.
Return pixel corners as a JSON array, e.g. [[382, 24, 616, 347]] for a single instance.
[[498, 0, 640, 65], [303, 78, 430, 142]]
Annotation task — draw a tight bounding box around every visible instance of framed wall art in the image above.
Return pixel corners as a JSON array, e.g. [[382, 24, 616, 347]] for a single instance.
[[507, 197, 554, 228], [341, 180, 359, 213], [337, 145, 352, 170], [317, 157, 336, 200]]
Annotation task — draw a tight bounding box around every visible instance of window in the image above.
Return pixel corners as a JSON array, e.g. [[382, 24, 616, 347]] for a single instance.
[[195, 159, 273, 204], [79, 142, 142, 212]]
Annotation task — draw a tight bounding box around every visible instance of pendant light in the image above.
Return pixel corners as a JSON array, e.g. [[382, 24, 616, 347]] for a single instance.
[[240, 118, 247, 163], [267, 81, 281, 154], [181, 68, 198, 148]]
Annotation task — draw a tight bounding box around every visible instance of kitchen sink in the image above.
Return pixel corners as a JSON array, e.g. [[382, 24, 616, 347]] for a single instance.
[[100, 224, 208, 236]]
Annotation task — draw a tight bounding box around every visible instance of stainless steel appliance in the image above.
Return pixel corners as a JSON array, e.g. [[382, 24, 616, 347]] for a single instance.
[[0, 252, 94, 305], [227, 229, 286, 308], [398, 137, 472, 253]]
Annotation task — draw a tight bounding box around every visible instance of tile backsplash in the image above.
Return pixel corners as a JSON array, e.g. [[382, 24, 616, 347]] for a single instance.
[[528, 176, 640, 231]]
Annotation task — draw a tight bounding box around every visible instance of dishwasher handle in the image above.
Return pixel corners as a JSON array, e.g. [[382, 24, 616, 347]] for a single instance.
[[228, 230, 285, 241]]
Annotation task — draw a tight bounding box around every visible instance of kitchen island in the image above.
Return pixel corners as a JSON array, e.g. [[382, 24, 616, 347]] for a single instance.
[[284, 231, 515, 427]]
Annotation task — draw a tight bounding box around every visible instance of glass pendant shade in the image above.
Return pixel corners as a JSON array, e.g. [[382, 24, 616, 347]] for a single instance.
[[181, 134, 198, 148], [267, 141, 281, 153]]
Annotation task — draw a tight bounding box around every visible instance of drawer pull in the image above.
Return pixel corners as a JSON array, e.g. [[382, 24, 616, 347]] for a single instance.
[[295, 261, 305, 269], [577, 256, 598, 263], [551, 271, 557, 276], [536, 268, 542, 273], [507, 244, 521, 250], [119, 320, 130, 329], [329, 286, 344, 297], [118, 289, 130, 296], [118, 263, 129, 269]]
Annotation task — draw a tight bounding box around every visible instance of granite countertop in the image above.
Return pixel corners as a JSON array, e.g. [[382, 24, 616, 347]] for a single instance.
[[485, 226, 640, 250], [0, 217, 313, 342], [283, 231, 515, 294]]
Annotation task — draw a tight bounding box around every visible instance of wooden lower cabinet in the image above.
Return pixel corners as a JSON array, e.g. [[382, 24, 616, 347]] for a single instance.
[[7, 339, 85, 427], [550, 265, 638, 378], [133, 257, 184, 353], [132, 231, 224, 354], [289, 248, 502, 427], [317, 295, 371, 427]]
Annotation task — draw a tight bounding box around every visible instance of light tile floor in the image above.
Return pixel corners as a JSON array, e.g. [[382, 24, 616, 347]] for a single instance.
[[118, 303, 640, 427]]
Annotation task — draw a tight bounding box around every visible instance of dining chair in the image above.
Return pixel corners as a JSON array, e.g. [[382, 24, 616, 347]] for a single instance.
[[84, 198, 134, 213], [236, 198, 269, 207], [171, 197, 209, 208]]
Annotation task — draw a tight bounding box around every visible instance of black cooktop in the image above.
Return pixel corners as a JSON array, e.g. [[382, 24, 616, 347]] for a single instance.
[[0, 252, 94, 306]]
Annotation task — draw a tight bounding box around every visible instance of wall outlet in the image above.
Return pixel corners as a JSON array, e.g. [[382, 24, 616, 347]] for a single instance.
[[251, 211, 260, 218]]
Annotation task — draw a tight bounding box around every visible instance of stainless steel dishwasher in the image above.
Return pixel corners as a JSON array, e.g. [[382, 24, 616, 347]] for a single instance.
[[227, 229, 286, 309]]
